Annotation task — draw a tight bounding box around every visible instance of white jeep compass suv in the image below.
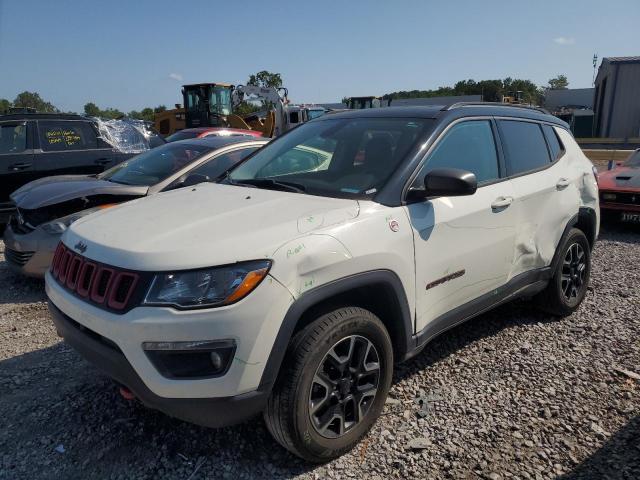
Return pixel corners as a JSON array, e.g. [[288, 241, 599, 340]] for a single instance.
[[45, 103, 599, 462]]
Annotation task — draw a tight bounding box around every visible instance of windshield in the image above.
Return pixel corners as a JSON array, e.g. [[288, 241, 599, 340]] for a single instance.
[[625, 150, 640, 167], [166, 130, 200, 142], [229, 117, 432, 198], [210, 86, 232, 115], [99, 143, 212, 186]]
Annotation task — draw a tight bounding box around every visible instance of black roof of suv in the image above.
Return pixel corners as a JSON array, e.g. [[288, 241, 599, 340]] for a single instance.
[[0, 113, 89, 121]]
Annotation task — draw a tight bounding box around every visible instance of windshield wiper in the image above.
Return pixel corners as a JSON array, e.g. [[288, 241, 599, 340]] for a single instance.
[[229, 178, 306, 193], [105, 178, 132, 185]]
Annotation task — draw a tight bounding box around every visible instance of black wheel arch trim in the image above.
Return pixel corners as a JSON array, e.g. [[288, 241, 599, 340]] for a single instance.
[[550, 207, 596, 273], [257, 269, 414, 391]]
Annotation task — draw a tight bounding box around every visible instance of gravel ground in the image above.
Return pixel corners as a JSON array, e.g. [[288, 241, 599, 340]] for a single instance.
[[0, 223, 638, 480]]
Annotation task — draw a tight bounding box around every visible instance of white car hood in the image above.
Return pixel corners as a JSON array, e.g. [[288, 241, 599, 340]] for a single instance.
[[64, 183, 360, 271]]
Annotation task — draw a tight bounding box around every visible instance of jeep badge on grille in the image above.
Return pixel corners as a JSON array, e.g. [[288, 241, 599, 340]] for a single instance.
[[74, 241, 87, 254]]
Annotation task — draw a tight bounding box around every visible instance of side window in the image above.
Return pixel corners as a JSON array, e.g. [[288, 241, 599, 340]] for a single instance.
[[542, 124, 564, 161], [191, 147, 258, 180], [0, 123, 27, 154], [499, 120, 551, 175], [417, 120, 499, 184], [38, 121, 98, 152]]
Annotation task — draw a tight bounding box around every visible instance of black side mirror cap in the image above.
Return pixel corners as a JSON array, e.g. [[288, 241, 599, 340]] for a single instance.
[[408, 167, 478, 201], [425, 167, 477, 197], [182, 173, 210, 187]]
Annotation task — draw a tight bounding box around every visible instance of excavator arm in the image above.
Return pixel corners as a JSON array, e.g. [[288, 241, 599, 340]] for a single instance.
[[232, 85, 290, 137]]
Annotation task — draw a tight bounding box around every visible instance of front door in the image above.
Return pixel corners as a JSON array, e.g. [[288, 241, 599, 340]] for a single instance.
[[404, 119, 517, 334]]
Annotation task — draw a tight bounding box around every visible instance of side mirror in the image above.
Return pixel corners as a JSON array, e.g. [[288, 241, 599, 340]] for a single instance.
[[182, 173, 210, 187], [407, 167, 477, 201]]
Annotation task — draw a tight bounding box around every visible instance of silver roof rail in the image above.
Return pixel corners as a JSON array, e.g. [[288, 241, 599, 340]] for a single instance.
[[442, 102, 550, 115]]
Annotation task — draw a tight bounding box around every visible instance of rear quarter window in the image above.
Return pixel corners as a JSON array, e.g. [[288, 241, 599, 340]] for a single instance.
[[542, 124, 565, 161], [498, 120, 551, 176], [38, 120, 98, 151]]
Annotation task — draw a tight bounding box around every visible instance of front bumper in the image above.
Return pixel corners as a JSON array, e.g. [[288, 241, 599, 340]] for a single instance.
[[3, 224, 59, 277], [48, 301, 268, 427], [600, 202, 640, 213], [45, 269, 294, 399]]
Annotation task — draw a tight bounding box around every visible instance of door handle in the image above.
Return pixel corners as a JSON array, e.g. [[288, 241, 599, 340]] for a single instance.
[[94, 158, 111, 165], [556, 178, 570, 189], [9, 162, 32, 171], [491, 196, 514, 209]]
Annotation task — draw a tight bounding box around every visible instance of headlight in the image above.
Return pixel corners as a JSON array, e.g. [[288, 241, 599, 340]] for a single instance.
[[143, 260, 271, 308], [41, 204, 116, 235], [602, 193, 617, 201]]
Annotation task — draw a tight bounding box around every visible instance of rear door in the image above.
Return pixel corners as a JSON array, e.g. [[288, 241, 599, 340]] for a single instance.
[[0, 121, 35, 209], [35, 119, 116, 177], [496, 119, 578, 277]]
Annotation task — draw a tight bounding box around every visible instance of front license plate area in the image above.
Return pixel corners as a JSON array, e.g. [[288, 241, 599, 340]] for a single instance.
[[621, 212, 640, 223]]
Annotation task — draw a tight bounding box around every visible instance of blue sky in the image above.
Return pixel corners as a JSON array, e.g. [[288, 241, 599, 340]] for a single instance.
[[1, 0, 638, 113]]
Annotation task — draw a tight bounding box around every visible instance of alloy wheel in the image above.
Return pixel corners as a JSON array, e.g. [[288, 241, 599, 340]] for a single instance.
[[561, 242, 587, 301], [309, 335, 380, 438]]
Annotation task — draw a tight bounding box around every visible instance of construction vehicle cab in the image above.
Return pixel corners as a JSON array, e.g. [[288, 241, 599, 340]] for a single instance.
[[182, 83, 233, 128]]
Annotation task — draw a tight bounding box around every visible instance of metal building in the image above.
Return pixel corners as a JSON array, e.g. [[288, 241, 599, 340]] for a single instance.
[[593, 56, 640, 138], [544, 88, 594, 111]]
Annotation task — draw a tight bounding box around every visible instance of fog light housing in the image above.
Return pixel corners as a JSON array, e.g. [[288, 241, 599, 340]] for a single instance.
[[142, 340, 236, 379]]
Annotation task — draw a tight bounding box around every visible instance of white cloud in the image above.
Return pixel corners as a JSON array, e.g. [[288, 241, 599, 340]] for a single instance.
[[168, 73, 183, 81], [553, 37, 575, 45]]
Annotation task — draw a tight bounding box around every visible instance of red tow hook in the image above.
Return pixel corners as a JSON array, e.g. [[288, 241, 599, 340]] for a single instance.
[[119, 386, 136, 401]]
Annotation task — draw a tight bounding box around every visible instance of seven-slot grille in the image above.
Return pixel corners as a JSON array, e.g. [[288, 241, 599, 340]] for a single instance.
[[50, 242, 140, 312]]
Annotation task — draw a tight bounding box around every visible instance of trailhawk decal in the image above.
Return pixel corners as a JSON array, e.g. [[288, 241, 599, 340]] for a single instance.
[[425, 270, 466, 290]]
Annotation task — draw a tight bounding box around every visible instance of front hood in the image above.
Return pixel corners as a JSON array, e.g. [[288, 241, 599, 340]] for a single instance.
[[598, 166, 640, 190], [11, 175, 148, 209], [64, 183, 360, 271]]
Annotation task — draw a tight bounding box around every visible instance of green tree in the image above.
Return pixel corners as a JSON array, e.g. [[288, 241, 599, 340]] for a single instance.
[[154, 105, 167, 113], [100, 108, 124, 119], [247, 70, 283, 89], [84, 102, 101, 117], [547, 75, 569, 90], [13, 91, 58, 112], [382, 77, 544, 105], [0, 98, 11, 113], [140, 108, 154, 122]]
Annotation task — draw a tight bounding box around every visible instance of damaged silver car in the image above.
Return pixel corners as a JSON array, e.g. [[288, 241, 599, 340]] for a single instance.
[[4, 136, 266, 277]]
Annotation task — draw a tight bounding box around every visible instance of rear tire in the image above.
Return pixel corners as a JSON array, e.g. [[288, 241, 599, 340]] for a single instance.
[[263, 307, 393, 462], [535, 228, 591, 316]]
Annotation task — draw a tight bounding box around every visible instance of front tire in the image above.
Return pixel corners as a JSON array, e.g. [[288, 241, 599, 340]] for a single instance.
[[536, 228, 591, 316], [264, 307, 393, 462]]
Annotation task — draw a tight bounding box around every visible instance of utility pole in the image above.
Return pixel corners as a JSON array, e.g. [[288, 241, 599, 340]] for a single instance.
[[592, 54, 598, 85]]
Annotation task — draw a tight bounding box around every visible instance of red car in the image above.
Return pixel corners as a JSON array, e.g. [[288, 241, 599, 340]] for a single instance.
[[165, 127, 264, 142], [597, 148, 640, 223]]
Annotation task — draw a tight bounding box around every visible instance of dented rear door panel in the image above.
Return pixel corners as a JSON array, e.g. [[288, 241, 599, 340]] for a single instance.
[[508, 131, 584, 278]]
